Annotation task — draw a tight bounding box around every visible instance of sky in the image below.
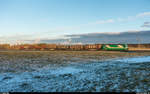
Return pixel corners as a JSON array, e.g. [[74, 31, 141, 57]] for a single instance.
[[0, 0, 150, 44]]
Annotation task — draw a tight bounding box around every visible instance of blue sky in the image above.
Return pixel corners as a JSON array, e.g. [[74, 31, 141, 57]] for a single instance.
[[0, 0, 150, 44]]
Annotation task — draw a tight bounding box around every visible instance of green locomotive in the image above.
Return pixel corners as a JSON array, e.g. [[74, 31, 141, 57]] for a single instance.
[[101, 44, 128, 51]]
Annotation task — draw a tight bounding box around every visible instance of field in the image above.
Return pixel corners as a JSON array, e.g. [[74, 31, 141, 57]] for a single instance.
[[0, 51, 150, 92]]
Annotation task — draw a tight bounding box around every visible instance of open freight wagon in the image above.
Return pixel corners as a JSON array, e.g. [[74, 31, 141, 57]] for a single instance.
[[101, 44, 128, 51]]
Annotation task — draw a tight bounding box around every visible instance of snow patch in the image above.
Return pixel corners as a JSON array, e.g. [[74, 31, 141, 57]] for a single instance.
[[114, 56, 150, 63], [50, 67, 83, 75]]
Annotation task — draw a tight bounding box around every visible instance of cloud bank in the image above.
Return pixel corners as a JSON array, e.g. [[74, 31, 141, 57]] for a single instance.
[[141, 22, 150, 27], [37, 30, 150, 44]]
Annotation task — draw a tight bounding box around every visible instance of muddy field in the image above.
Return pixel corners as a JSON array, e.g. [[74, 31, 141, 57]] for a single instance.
[[0, 51, 150, 92]]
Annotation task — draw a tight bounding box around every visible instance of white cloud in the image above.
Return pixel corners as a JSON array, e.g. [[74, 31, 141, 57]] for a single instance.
[[88, 19, 115, 25], [141, 21, 150, 27], [0, 34, 39, 44], [136, 12, 150, 17], [116, 12, 150, 22], [44, 19, 115, 35], [60, 12, 150, 30], [39, 11, 150, 35]]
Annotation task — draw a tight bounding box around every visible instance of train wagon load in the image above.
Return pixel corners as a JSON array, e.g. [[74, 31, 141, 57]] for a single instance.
[[56, 44, 70, 50], [45, 44, 57, 50], [84, 44, 102, 51], [101, 44, 128, 51], [70, 45, 84, 50], [19, 44, 32, 50]]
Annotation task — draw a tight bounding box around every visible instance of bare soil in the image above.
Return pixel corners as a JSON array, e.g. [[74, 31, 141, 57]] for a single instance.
[[0, 51, 150, 92], [0, 51, 150, 73]]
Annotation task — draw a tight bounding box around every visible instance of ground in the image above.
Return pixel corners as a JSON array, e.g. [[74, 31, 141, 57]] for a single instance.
[[0, 51, 150, 92]]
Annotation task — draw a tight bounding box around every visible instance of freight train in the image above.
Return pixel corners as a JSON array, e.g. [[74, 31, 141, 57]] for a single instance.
[[17, 44, 128, 51]]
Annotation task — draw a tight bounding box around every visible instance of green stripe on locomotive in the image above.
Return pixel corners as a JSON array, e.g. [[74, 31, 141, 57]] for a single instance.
[[101, 44, 128, 51]]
